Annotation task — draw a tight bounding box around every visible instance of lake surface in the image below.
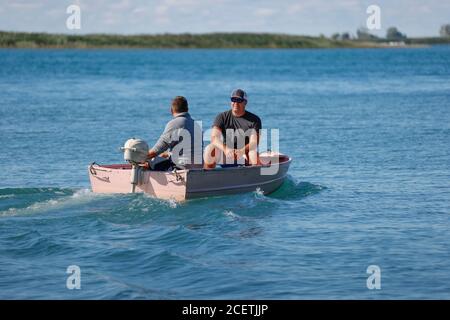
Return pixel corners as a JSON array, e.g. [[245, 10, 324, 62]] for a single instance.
[[0, 47, 449, 299]]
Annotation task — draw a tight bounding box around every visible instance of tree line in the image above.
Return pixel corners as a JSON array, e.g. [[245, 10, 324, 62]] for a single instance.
[[0, 25, 449, 49], [332, 24, 450, 42]]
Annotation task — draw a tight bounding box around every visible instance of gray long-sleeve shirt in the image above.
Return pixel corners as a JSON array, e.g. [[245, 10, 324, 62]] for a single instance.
[[151, 112, 203, 166]]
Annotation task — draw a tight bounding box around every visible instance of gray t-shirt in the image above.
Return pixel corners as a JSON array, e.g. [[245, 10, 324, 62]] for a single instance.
[[213, 110, 262, 149], [152, 112, 203, 166]]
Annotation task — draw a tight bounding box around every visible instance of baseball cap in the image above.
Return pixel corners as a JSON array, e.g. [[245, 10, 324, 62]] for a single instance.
[[231, 89, 248, 101]]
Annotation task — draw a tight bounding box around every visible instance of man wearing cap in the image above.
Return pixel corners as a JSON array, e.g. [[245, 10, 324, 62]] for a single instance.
[[204, 89, 261, 169]]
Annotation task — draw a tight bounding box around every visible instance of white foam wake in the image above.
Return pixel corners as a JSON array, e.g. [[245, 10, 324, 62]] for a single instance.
[[1, 188, 107, 217]]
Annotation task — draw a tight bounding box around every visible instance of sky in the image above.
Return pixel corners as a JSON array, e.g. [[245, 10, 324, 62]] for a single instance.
[[0, 0, 449, 37]]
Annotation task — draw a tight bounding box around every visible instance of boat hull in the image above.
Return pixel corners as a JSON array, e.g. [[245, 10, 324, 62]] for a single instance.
[[186, 161, 290, 199], [88, 155, 291, 201]]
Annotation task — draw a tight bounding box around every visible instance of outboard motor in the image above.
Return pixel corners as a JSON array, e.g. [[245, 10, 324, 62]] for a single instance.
[[120, 138, 149, 193]]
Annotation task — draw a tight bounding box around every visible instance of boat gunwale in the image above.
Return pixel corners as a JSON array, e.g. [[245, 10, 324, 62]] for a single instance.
[[90, 156, 292, 174]]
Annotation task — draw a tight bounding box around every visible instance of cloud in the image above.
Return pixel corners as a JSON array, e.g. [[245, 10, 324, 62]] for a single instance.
[[132, 7, 149, 14], [102, 11, 121, 26], [7, 2, 44, 9], [110, 0, 131, 10], [254, 8, 276, 17], [0, 0, 447, 36], [164, 0, 200, 6], [288, 4, 305, 14], [155, 5, 168, 15]]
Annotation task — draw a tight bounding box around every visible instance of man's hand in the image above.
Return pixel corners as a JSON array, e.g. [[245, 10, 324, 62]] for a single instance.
[[234, 148, 246, 160], [147, 149, 157, 160], [224, 147, 235, 159]]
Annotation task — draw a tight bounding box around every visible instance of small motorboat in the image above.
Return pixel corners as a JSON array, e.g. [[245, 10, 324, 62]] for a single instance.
[[88, 139, 292, 201]]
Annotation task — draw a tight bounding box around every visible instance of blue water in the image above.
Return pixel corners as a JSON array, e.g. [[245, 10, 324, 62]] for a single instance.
[[0, 47, 449, 299]]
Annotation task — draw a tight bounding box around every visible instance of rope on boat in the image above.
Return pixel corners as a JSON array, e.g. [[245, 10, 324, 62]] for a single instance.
[[89, 162, 97, 175], [173, 168, 184, 182], [89, 162, 112, 175]]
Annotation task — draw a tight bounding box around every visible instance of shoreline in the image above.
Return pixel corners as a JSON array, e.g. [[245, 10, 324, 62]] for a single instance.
[[1, 31, 446, 49]]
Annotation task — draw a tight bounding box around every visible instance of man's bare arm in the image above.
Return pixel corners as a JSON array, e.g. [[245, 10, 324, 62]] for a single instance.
[[210, 126, 224, 151], [235, 131, 259, 159], [210, 126, 231, 157]]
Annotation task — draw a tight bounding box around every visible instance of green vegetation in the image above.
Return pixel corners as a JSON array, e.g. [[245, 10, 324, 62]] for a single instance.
[[386, 27, 407, 41], [0, 31, 383, 49], [0, 31, 449, 49], [356, 28, 380, 41]]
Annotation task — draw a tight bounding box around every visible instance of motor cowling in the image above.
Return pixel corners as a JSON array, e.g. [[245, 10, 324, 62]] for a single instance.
[[121, 138, 149, 164]]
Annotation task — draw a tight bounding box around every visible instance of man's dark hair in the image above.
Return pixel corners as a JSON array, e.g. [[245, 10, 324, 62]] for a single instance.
[[172, 96, 188, 113]]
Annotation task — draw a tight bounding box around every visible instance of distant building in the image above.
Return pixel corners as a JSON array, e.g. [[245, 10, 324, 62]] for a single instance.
[[440, 24, 450, 37]]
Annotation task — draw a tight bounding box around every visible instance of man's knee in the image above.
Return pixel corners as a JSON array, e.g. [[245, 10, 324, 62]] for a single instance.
[[248, 149, 259, 165], [203, 144, 216, 167]]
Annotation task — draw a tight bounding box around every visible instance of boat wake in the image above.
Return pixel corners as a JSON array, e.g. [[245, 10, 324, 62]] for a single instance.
[[0, 187, 106, 217], [0, 176, 324, 218], [267, 176, 326, 201]]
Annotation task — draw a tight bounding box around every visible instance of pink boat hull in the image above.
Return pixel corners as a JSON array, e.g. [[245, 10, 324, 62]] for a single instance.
[[88, 154, 291, 201]]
